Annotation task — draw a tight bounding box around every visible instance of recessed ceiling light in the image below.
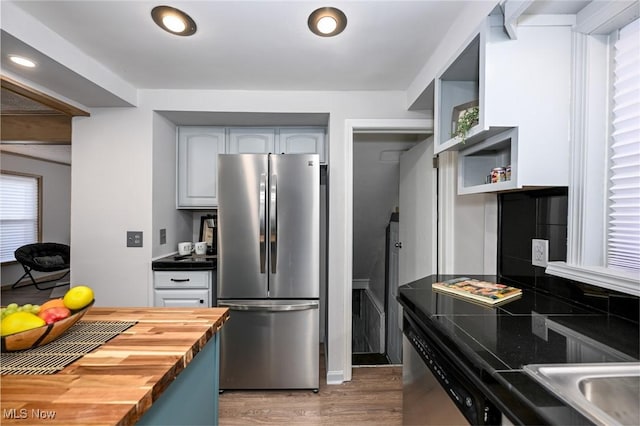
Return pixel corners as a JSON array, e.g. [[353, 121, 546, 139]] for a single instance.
[[151, 5, 197, 36], [308, 7, 347, 37], [8, 55, 36, 68]]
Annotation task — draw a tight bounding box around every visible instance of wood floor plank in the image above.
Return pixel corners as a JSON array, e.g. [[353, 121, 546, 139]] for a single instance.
[[219, 366, 402, 425]]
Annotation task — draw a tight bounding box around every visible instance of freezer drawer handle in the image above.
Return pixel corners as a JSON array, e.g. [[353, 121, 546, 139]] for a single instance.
[[170, 278, 190, 282], [218, 302, 318, 312]]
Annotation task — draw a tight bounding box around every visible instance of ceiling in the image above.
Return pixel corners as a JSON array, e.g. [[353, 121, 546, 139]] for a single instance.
[[1, 1, 600, 108], [4, 1, 471, 93]]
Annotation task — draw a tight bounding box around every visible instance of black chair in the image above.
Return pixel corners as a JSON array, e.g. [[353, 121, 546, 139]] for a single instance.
[[11, 243, 70, 290]]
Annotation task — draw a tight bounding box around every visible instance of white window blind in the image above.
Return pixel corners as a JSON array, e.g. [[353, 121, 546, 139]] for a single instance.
[[0, 173, 39, 262], [608, 18, 640, 272]]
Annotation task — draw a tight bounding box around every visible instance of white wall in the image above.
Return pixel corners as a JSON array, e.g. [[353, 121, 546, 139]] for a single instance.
[[71, 108, 153, 306], [151, 112, 192, 259], [438, 151, 497, 275], [0, 153, 71, 285]]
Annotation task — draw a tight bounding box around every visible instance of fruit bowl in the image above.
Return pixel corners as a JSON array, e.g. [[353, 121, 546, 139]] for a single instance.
[[1, 300, 94, 352]]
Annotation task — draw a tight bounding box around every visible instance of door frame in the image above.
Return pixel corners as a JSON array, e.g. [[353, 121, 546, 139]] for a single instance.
[[343, 118, 434, 381]]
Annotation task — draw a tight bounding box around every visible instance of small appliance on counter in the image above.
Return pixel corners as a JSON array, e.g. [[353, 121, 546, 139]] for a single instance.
[[199, 213, 217, 255]]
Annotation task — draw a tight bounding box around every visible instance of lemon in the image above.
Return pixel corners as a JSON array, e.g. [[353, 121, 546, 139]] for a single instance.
[[63, 285, 94, 310], [1, 311, 46, 336]]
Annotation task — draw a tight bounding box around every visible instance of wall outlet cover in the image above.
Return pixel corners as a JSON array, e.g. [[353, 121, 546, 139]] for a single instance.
[[532, 239, 549, 267]]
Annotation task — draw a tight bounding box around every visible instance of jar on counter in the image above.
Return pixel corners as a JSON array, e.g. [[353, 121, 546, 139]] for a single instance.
[[491, 167, 506, 183]]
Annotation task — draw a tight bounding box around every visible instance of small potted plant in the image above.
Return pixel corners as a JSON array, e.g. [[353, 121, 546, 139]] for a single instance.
[[452, 106, 479, 144]]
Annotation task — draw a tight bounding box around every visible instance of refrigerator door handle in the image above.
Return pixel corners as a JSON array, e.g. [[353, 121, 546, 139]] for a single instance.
[[259, 172, 267, 274], [218, 301, 318, 312], [269, 173, 278, 274]]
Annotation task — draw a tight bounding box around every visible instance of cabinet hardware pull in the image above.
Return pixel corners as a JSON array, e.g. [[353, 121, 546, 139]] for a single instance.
[[170, 278, 190, 282]]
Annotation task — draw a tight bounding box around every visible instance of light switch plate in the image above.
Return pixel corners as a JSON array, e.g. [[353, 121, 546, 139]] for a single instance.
[[532, 239, 549, 267], [127, 231, 143, 247], [160, 228, 166, 245]]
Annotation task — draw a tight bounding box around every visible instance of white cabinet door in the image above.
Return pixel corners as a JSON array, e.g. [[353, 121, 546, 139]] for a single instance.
[[227, 128, 276, 154], [277, 128, 326, 163], [154, 289, 210, 307], [177, 127, 225, 208]]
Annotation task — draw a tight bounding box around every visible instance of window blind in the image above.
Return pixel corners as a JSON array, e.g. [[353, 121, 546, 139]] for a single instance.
[[0, 174, 39, 262], [608, 18, 640, 272]]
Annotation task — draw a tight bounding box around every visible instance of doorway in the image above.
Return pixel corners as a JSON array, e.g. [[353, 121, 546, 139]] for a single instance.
[[0, 77, 83, 288], [351, 131, 434, 365]]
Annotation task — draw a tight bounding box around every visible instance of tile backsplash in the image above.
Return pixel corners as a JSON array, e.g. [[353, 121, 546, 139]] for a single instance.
[[498, 188, 639, 324]]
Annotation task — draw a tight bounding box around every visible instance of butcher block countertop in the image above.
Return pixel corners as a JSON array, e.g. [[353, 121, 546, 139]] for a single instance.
[[0, 307, 229, 425]]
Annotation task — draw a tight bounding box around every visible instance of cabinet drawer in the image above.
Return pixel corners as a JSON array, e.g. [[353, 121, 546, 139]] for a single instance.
[[154, 289, 210, 307], [154, 271, 211, 289]]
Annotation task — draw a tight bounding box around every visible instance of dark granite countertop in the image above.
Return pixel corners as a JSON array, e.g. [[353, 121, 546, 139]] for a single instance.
[[152, 254, 217, 271], [398, 274, 639, 425]]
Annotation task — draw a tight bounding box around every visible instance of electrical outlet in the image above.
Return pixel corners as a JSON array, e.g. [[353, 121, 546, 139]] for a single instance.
[[532, 239, 549, 267], [127, 231, 143, 247], [160, 229, 166, 245]]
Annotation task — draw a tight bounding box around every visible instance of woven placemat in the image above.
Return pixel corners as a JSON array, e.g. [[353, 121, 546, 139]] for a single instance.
[[1, 321, 136, 375]]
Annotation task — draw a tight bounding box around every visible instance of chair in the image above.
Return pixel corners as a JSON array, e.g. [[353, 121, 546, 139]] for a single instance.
[[11, 243, 70, 290]]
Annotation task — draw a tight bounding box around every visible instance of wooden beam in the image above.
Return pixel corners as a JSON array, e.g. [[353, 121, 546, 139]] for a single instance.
[[1, 114, 72, 143], [1, 75, 89, 117]]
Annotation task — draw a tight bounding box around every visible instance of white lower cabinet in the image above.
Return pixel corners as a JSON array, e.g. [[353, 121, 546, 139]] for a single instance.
[[154, 289, 210, 307], [153, 270, 212, 307]]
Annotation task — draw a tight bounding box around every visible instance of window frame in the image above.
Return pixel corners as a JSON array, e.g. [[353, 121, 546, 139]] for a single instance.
[[0, 170, 43, 265], [546, 16, 640, 297]]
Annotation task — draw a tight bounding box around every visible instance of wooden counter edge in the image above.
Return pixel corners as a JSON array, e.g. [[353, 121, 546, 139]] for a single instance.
[[1, 307, 230, 426]]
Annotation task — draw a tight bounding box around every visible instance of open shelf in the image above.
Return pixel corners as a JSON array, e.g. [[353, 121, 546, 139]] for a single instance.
[[433, 13, 572, 194], [435, 34, 481, 152], [458, 128, 516, 194]]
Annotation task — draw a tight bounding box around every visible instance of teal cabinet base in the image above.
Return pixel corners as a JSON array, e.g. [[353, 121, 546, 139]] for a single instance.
[[137, 333, 219, 425]]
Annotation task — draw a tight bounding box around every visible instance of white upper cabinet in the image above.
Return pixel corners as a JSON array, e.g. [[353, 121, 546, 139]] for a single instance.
[[277, 127, 326, 163], [177, 126, 327, 208], [434, 15, 572, 194], [228, 128, 276, 154], [177, 127, 226, 208]]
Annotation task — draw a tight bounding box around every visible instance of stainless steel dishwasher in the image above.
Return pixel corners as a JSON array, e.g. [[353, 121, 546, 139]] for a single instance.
[[402, 314, 500, 425]]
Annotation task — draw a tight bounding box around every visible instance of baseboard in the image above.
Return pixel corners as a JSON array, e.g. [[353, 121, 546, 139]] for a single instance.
[[326, 370, 344, 385]]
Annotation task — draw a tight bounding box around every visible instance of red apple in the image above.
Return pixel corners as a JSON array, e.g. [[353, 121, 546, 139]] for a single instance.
[[37, 307, 71, 324]]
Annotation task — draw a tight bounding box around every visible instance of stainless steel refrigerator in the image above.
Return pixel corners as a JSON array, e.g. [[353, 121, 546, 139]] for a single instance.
[[217, 153, 319, 390]]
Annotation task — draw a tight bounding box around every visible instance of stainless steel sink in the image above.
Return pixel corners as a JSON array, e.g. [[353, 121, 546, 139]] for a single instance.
[[523, 363, 640, 426]]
